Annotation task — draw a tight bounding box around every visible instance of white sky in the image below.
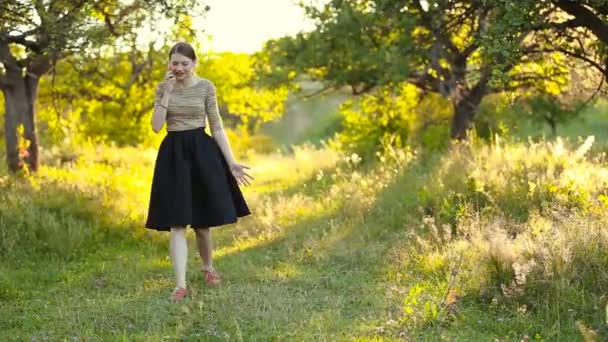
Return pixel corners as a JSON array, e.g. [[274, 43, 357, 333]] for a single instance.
[[196, 0, 319, 53]]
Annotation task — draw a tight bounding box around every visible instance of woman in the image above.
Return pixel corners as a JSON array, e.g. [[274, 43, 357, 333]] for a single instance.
[[145, 42, 253, 302]]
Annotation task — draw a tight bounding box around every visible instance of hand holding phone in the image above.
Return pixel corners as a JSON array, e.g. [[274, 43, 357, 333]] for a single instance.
[[159, 71, 176, 93]]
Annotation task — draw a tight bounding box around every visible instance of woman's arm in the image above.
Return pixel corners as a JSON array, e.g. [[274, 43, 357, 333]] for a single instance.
[[151, 85, 171, 133], [205, 81, 254, 186], [151, 73, 175, 133], [205, 82, 236, 165], [213, 129, 237, 165]]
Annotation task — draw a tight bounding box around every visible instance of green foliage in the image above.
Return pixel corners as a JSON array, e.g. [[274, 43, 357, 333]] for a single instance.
[[256, 1, 416, 91], [387, 136, 608, 339], [259, 0, 601, 143], [224, 127, 277, 159], [474, 93, 516, 140], [401, 282, 441, 326], [418, 136, 602, 227], [329, 83, 451, 157], [37, 50, 163, 146], [413, 93, 453, 151], [330, 84, 418, 157], [477, 0, 546, 76], [1, 0, 205, 55], [202, 52, 289, 134], [521, 95, 586, 136], [481, 0, 608, 82], [34, 48, 287, 147]]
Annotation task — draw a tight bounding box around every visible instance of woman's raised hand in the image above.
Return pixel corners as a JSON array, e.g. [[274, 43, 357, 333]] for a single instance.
[[158, 71, 176, 94]]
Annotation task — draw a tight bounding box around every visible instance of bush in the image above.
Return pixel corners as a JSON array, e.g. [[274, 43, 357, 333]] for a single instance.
[[329, 83, 452, 158]]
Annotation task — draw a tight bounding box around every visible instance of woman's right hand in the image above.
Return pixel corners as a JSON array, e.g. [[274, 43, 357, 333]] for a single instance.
[[157, 71, 176, 94]]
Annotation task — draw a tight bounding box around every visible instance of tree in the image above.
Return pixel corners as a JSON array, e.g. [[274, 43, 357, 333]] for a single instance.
[[36, 49, 289, 147], [37, 43, 168, 146], [550, 0, 608, 78], [476, 0, 607, 137], [203, 52, 289, 135], [480, 0, 607, 95], [0, 0, 203, 172], [258, 0, 576, 141]]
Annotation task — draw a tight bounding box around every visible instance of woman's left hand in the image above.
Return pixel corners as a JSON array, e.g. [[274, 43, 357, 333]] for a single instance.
[[229, 162, 254, 186]]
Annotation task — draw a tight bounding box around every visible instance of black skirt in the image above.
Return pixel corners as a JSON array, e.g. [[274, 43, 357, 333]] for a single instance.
[[145, 127, 251, 231]]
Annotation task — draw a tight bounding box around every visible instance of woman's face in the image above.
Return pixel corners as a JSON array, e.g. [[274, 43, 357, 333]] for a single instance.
[[168, 53, 195, 81]]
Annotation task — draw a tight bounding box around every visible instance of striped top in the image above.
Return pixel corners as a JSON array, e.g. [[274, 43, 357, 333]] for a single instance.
[[154, 78, 224, 133]]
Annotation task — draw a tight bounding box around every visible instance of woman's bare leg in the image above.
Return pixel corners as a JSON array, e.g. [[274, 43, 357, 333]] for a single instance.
[[195, 227, 214, 271], [170, 227, 188, 288]]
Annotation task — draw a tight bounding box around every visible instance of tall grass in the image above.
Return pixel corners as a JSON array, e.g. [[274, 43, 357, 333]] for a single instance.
[[381, 136, 608, 340]]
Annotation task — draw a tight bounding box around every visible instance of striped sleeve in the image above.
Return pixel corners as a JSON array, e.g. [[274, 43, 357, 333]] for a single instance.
[[205, 81, 224, 135], [154, 84, 163, 107]]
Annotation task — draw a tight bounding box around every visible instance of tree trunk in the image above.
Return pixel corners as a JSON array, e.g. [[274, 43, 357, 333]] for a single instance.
[[22, 74, 41, 172], [450, 77, 490, 140], [450, 91, 485, 140], [547, 116, 557, 136], [3, 88, 21, 172], [2, 75, 41, 172]]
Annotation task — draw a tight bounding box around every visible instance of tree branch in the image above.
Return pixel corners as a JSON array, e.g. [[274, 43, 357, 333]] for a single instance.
[[0, 28, 43, 53], [527, 47, 607, 75], [413, 0, 461, 56], [297, 84, 337, 99], [554, 0, 608, 43], [408, 70, 439, 92], [93, 2, 143, 36], [351, 82, 376, 95], [0, 41, 21, 72]]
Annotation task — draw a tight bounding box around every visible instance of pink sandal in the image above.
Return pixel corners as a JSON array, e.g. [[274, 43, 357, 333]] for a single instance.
[[203, 268, 221, 286], [170, 286, 188, 302]]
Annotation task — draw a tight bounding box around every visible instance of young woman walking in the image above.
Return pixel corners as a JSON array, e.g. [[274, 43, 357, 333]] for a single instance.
[[145, 42, 253, 302]]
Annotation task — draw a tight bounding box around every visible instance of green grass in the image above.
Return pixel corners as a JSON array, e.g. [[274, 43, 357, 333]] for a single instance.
[[514, 100, 608, 143], [0, 143, 396, 340], [2, 131, 608, 340]]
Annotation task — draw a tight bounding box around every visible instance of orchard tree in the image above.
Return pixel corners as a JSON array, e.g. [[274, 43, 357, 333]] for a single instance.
[[544, 0, 607, 78], [37, 49, 288, 146], [259, 0, 574, 140], [35, 15, 202, 147], [478, 0, 607, 134], [478, 0, 608, 82], [0, 0, 203, 172]]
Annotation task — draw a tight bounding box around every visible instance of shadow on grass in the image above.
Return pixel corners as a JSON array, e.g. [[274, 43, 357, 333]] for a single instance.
[[172, 155, 441, 338]]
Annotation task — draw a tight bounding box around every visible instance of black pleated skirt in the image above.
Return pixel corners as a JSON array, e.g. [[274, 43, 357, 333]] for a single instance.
[[145, 127, 251, 231]]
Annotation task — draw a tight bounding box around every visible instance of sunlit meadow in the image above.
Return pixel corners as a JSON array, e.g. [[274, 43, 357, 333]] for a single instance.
[[4, 0, 608, 340], [2, 123, 608, 340]]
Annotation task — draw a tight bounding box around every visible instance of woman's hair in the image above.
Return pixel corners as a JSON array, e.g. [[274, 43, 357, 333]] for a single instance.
[[169, 42, 197, 62]]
